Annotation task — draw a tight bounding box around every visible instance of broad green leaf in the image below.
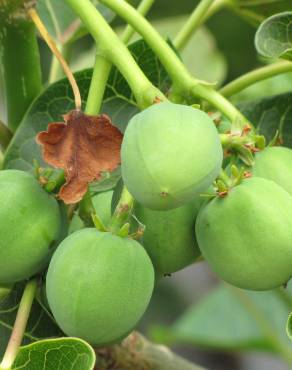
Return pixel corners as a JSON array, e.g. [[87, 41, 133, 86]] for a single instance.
[[0, 284, 62, 357], [233, 0, 292, 26], [12, 338, 96, 370], [239, 92, 292, 146], [4, 39, 170, 176], [255, 12, 292, 60], [36, 0, 115, 44], [287, 312, 292, 340], [150, 284, 291, 352]]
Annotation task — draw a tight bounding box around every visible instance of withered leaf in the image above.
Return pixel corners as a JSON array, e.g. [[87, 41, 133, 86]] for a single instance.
[[36, 109, 123, 204]]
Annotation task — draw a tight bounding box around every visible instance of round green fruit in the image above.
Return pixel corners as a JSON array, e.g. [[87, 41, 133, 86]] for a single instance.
[[196, 177, 292, 291], [253, 146, 292, 196], [135, 197, 203, 275], [121, 103, 223, 210], [46, 228, 154, 346], [0, 170, 61, 284]]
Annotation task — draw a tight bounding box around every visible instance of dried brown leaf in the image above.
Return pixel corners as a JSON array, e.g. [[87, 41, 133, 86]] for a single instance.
[[36, 109, 123, 204]]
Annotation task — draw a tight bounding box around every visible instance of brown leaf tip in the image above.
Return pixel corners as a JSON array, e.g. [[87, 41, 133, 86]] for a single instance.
[[36, 109, 123, 204]]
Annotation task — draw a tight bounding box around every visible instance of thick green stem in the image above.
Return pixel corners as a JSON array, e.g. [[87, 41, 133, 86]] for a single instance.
[[65, 0, 165, 109], [0, 120, 12, 150], [192, 84, 249, 125], [174, 0, 216, 51], [122, 0, 155, 44], [0, 19, 42, 131], [0, 279, 38, 370], [220, 61, 292, 97], [98, 0, 249, 126], [99, 0, 193, 92]]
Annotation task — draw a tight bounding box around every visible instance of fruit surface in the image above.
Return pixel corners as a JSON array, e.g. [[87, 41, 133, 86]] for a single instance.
[[46, 228, 154, 346], [196, 177, 292, 290], [253, 146, 292, 196], [0, 170, 61, 283], [135, 197, 203, 275], [121, 103, 223, 210]]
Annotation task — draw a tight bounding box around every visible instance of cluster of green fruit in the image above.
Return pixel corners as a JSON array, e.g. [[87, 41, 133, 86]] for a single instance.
[[2, 102, 292, 348]]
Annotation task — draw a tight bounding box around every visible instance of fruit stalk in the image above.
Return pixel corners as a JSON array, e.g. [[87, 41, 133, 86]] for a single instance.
[[64, 0, 166, 109], [110, 186, 134, 233], [0, 15, 42, 132], [0, 279, 38, 370], [220, 61, 292, 97], [173, 0, 216, 51]]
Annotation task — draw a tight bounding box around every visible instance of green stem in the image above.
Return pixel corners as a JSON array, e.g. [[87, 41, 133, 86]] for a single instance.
[[220, 61, 292, 98], [0, 19, 42, 132], [99, 0, 194, 92], [65, 0, 165, 109], [0, 120, 12, 150], [122, 0, 155, 44], [0, 279, 38, 370], [85, 54, 112, 115], [173, 0, 216, 51], [110, 186, 134, 233], [230, 287, 292, 367], [191, 84, 249, 125], [98, 0, 249, 126]]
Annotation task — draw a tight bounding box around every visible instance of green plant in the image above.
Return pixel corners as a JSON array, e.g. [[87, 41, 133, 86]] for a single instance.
[[1, 1, 292, 369], [196, 177, 292, 290], [0, 170, 61, 284], [121, 103, 223, 210], [46, 228, 154, 346], [135, 197, 202, 275]]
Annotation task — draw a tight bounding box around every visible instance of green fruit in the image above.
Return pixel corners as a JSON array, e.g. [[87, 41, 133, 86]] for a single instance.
[[196, 177, 292, 291], [135, 197, 203, 275], [253, 146, 292, 196], [92, 190, 113, 225], [46, 229, 154, 346], [0, 170, 61, 283], [121, 103, 223, 210]]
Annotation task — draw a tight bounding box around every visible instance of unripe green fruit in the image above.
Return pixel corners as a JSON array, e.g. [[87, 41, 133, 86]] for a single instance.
[[135, 197, 203, 275], [196, 177, 292, 291], [0, 170, 61, 284], [46, 229, 154, 346], [253, 146, 292, 196], [121, 103, 223, 210]]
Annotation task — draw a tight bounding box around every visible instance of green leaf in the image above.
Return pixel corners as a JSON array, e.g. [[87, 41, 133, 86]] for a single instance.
[[4, 39, 170, 172], [0, 284, 62, 357], [234, 0, 292, 26], [12, 338, 96, 370], [36, 0, 115, 44], [238, 92, 292, 146], [255, 12, 292, 60], [286, 312, 292, 340], [150, 284, 291, 352]]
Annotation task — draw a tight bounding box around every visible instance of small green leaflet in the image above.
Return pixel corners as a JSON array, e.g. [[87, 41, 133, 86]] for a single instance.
[[255, 12, 292, 60], [12, 338, 96, 370]]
